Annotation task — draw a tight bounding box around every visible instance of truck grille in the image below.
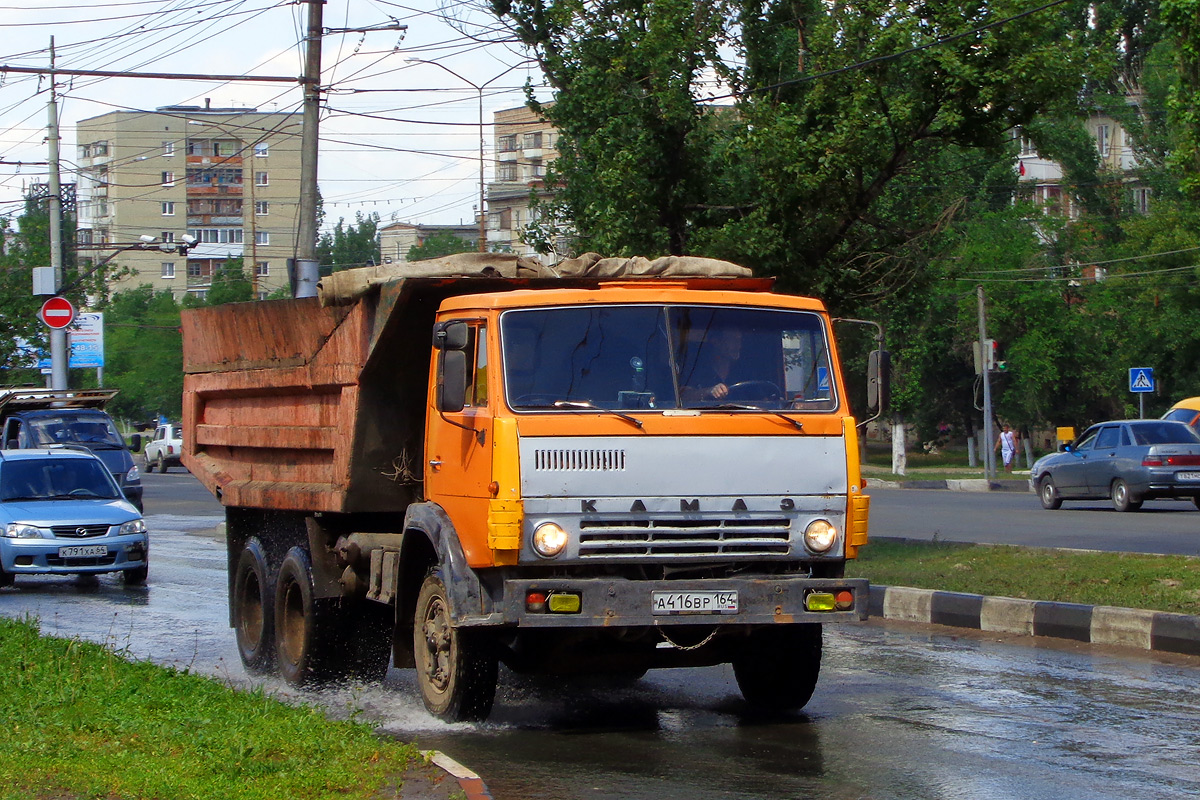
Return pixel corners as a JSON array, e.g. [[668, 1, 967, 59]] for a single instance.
[[50, 524, 111, 539], [534, 448, 626, 471], [577, 517, 791, 558]]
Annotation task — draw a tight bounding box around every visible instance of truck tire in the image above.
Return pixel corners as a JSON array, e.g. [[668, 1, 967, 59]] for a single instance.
[[274, 546, 341, 685], [732, 624, 822, 711], [414, 570, 498, 721], [233, 538, 275, 673]]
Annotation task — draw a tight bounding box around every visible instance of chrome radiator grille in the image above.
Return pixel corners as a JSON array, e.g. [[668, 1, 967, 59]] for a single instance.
[[577, 517, 791, 558], [50, 524, 111, 539]]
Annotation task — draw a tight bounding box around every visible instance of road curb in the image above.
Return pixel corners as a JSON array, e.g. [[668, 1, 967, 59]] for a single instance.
[[869, 585, 1200, 657], [865, 477, 1030, 492], [427, 751, 493, 800]]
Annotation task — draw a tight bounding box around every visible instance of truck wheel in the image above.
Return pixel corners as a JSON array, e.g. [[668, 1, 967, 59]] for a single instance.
[[732, 624, 822, 711], [414, 570, 498, 721], [274, 547, 340, 685], [233, 538, 275, 673]]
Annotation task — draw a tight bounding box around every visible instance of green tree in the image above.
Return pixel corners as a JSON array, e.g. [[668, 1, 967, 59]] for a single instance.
[[316, 212, 381, 274], [206, 258, 253, 306], [99, 286, 184, 422], [406, 232, 477, 261]]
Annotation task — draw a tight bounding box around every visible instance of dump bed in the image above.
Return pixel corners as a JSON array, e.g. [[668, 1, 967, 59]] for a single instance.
[[181, 255, 770, 513]]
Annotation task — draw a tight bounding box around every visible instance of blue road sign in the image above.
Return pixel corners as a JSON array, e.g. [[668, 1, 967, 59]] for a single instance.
[[1129, 367, 1155, 393], [816, 366, 830, 395]]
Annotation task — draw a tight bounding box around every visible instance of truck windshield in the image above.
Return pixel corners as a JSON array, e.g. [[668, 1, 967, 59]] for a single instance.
[[26, 413, 126, 449], [501, 305, 835, 412]]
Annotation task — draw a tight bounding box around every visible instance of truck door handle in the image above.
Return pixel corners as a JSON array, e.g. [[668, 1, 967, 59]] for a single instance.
[[428, 460, 442, 470]]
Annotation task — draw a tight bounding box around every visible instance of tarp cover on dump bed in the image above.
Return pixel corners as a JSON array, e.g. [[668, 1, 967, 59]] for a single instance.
[[317, 252, 754, 307]]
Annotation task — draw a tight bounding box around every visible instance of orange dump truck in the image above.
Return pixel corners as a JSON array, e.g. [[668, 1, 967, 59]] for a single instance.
[[181, 254, 881, 721]]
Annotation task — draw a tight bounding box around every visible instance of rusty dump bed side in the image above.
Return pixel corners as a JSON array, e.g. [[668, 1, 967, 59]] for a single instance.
[[181, 274, 776, 514]]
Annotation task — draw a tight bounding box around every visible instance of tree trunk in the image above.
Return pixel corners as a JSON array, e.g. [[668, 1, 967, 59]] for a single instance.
[[891, 415, 907, 476]]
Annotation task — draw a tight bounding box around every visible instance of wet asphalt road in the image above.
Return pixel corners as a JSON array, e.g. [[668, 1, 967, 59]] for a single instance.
[[2, 472, 1199, 799]]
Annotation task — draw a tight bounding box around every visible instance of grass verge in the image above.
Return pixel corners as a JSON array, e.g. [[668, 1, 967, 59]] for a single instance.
[[0, 616, 423, 800], [847, 539, 1200, 614]]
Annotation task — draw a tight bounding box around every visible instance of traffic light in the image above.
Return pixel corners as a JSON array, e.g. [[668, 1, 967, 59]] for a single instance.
[[972, 339, 997, 375]]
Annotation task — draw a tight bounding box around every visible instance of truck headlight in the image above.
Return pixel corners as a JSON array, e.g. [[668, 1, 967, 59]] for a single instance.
[[5, 523, 48, 539], [803, 519, 837, 554], [126, 465, 140, 483], [532, 522, 568, 558]]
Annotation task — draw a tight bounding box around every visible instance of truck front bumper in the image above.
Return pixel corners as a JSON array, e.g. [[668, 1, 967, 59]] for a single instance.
[[474, 575, 869, 628]]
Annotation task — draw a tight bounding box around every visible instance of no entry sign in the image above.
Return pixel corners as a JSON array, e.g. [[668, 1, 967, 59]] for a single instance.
[[39, 296, 76, 329]]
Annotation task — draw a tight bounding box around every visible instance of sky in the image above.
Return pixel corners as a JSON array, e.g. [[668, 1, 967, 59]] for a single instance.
[[0, 0, 549, 234]]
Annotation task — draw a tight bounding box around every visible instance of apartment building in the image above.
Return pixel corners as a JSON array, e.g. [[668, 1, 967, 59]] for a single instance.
[[487, 105, 566, 259], [1016, 110, 1149, 219], [76, 103, 302, 300]]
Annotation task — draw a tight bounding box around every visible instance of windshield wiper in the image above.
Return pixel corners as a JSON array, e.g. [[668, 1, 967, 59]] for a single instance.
[[1, 495, 46, 502], [711, 403, 805, 431], [553, 400, 644, 430]]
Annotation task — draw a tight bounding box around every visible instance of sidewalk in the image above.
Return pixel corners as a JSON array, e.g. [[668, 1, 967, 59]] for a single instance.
[[863, 464, 1030, 493]]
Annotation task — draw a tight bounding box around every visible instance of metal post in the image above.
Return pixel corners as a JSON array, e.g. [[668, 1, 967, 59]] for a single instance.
[[977, 285, 995, 479], [294, 0, 324, 298], [477, 87, 486, 252], [47, 38, 68, 391]]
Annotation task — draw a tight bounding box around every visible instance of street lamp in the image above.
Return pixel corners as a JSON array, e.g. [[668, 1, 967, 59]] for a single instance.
[[405, 59, 530, 253]]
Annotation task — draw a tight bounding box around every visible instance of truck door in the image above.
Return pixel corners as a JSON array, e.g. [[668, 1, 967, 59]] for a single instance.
[[426, 322, 494, 564]]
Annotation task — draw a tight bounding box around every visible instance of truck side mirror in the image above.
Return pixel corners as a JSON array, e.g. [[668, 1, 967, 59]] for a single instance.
[[867, 349, 890, 411], [130, 433, 142, 452], [437, 350, 468, 413], [433, 321, 469, 352]]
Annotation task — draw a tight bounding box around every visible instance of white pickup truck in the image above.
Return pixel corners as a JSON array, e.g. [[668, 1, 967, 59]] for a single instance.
[[143, 423, 184, 473]]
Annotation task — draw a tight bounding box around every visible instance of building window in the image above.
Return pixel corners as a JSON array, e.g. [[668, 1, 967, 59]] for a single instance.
[[522, 132, 542, 149], [528, 160, 545, 179], [255, 171, 269, 186], [78, 144, 91, 159], [163, 141, 175, 157], [497, 164, 517, 181], [188, 228, 244, 244], [188, 262, 202, 278], [255, 201, 269, 216], [1132, 187, 1151, 214], [254, 142, 269, 157], [92, 142, 108, 157], [1096, 125, 1111, 158], [256, 261, 270, 276], [161, 171, 175, 187], [161, 232, 175, 243], [162, 202, 176, 216], [187, 141, 206, 156], [498, 135, 517, 152], [255, 231, 270, 245], [161, 262, 176, 279]]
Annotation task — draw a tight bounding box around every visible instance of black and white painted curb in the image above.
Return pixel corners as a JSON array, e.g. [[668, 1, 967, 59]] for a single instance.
[[869, 585, 1200, 657]]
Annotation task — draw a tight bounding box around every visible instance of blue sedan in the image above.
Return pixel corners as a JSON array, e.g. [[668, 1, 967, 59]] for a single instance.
[[0, 449, 149, 586], [1030, 420, 1200, 512]]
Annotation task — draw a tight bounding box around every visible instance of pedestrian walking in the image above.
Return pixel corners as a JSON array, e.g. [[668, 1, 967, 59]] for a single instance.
[[995, 423, 1019, 473]]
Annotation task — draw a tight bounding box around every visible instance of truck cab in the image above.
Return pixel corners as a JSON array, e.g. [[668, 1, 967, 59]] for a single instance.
[[0, 389, 143, 512]]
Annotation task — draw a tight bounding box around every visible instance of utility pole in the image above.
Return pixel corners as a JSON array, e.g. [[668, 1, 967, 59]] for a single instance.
[[294, 0, 324, 298], [47, 37, 68, 391], [977, 285, 995, 479]]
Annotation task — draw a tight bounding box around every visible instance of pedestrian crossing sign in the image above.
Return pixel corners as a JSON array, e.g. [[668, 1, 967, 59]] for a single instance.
[[1129, 367, 1155, 393]]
